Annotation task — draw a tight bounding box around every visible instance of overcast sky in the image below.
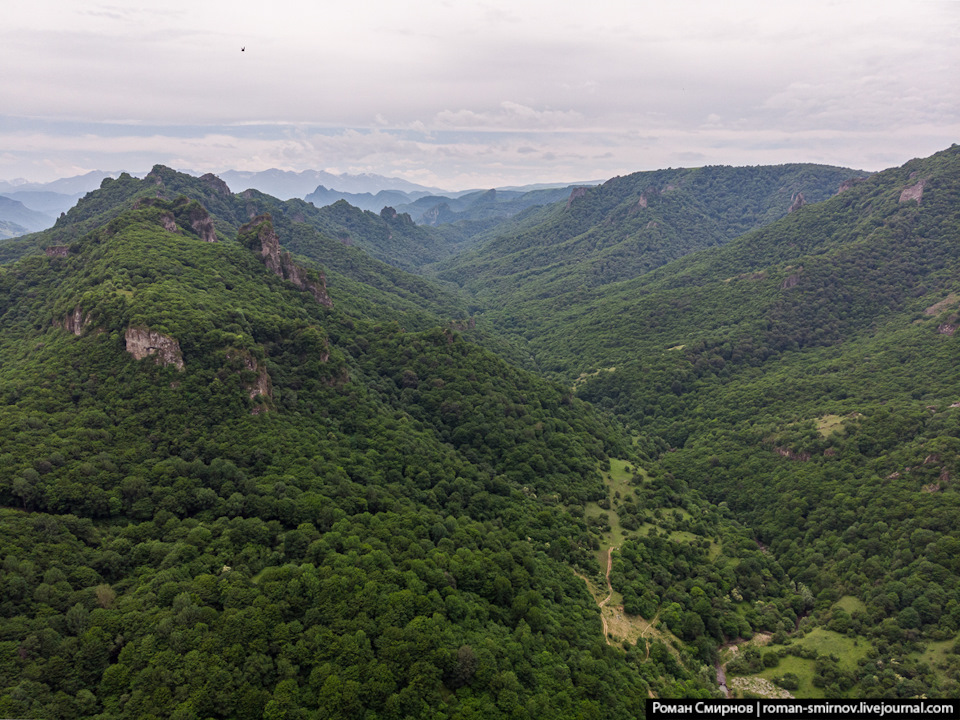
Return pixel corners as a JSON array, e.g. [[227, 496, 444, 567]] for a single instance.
[[3, 0, 959, 189]]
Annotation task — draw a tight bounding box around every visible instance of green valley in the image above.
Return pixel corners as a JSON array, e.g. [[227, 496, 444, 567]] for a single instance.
[[2, 148, 960, 717]]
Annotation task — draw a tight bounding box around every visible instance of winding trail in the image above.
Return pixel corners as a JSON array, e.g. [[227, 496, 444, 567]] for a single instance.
[[598, 546, 618, 637]]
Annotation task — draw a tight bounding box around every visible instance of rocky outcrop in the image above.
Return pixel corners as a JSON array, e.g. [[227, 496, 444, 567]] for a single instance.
[[160, 212, 178, 233], [55, 306, 91, 336], [187, 205, 217, 242], [837, 177, 867, 194], [788, 192, 806, 213], [200, 173, 231, 196], [239, 215, 333, 307], [125, 326, 185, 371], [44, 245, 70, 257], [566, 187, 589, 208], [250, 217, 285, 276], [136, 196, 218, 242], [774, 446, 811, 462], [226, 349, 272, 400], [899, 179, 926, 204], [283, 262, 332, 305], [781, 271, 802, 290]]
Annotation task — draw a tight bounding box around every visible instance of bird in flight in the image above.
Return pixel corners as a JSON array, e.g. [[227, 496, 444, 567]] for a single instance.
[[241, 46, 245, 52]]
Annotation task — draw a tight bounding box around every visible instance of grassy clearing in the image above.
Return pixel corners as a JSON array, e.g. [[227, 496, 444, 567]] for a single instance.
[[833, 596, 867, 615], [816, 415, 845, 437], [752, 655, 821, 699], [734, 629, 873, 699], [915, 633, 960, 672], [585, 459, 647, 567], [573, 366, 616, 389], [795, 628, 871, 672]]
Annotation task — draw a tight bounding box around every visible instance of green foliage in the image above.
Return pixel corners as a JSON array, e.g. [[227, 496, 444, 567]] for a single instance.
[[0, 178, 706, 715]]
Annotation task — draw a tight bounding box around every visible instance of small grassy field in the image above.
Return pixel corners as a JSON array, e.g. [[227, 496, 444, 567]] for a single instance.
[[913, 632, 960, 680], [752, 655, 821, 699], [816, 414, 846, 437], [796, 628, 871, 672], [734, 628, 874, 698], [833, 596, 867, 615]]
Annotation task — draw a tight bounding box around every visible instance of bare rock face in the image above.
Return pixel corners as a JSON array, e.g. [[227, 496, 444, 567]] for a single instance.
[[781, 272, 801, 290], [788, 192, 806, 213], [55, 306, 90, 336], [188, 205, 217, 242], [282, 261, 333, 306], [44, 246, 70, 257], [239, 215, 333, 307], [899, 179, 926, 204], [125, 326, 185, 371], [566, 187, 589, 208], [160, 212, 179, 233], [240, 215, 284, 275]]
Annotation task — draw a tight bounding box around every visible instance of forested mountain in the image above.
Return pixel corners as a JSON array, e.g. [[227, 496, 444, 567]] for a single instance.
[[434, 164, 862, 299], [0, 167, 456, 276], [555, 146, 960, 696], [0, 169, 797, 718], [3, 148, 960, 715]]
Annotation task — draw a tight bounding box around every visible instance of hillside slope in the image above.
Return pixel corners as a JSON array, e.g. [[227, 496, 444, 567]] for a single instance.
[[2, 185, 782, 716], [435, 163, 861, 299], [565, 146, 960, 697]]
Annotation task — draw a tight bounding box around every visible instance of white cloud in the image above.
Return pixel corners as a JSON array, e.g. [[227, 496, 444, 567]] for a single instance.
[[1, 0, 958, 184]]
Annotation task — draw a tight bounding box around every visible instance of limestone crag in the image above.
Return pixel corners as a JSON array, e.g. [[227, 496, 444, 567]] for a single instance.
[[240, 215, 333, 307], [160, 212, 178, 233], [566, 187, 589, 207], [788, 192, 806, 213], [55, 306, 91, 336], [44, 246, 70, 257], [226, 349, 273, 400], [188, 205, 217, 242], [900, 179, 926, 204], [125, 326, 185, 371]]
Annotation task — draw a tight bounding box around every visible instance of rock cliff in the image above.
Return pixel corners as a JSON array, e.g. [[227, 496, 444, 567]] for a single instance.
[[124, 326, 185, 371], [238, 215, 333, 307], [55, 306, 90, 336], [899, 179, 926, 204]]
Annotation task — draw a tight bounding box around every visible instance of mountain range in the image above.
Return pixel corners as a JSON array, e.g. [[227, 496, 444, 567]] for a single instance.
[[1, 146, 959, 716], [0, 168, 593, 242]]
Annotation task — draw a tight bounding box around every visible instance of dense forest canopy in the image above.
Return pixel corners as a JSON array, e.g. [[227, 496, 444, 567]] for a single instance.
[[1, 148, 959, 716]]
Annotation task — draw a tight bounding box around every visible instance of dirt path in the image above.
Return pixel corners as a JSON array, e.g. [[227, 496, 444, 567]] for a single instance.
[[598, 546, 617, 637]]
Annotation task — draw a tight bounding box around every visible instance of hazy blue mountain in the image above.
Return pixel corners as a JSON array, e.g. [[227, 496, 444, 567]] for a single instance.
[[220, 168, 445, 199], [0, 170, 127, 195], [0, 195, 55, 234], [0, 190, 81, 219], [303, 185, 429, 212], [0, 219, 31, 240]]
